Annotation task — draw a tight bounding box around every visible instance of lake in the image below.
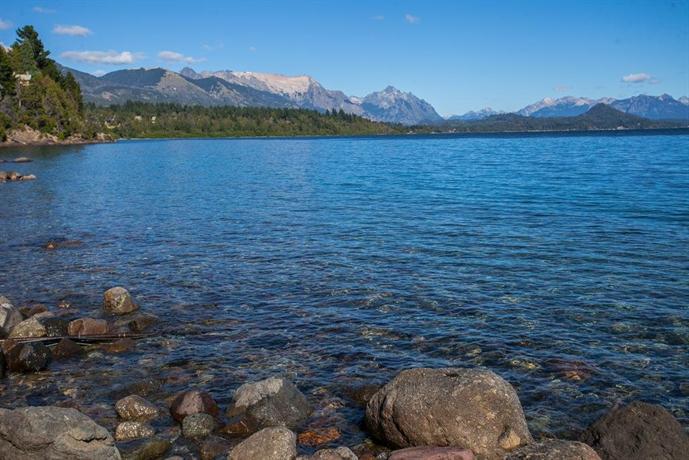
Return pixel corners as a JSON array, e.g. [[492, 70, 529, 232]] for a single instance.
[[1, 132, 688, 445]]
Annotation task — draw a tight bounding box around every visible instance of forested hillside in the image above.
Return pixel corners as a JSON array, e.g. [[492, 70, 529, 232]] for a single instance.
[[0, 26, 92, 142]]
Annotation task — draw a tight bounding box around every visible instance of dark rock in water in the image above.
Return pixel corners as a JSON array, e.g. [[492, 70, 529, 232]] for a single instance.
[[114, 312, 158, 333], [170, 390, 220, 422], [5, 341, 52, 373], [365, 367, 531, 460], [227, 377, 312, 432], [68, 317, 109, 336], [228, 427, 297, 460], [104, 286, 138, 315], [182, 412, 216, 438], [19, 303, 48, 318], [343, 383, 380, 407], [0, 351, 5, 378], [389, 446, 476, 460], [101, 338, 136, 353], [0, 295, 23, 337], [44, 238, 83, 250], [118, 437, 171, 460], [40, 317, 69, 337], [199, 435, 232, 460], [110, 377, 164, 400], [506, 440, 600, 459], [116, 395, 159, 421], [0, 406, 119, 459], [580, 401, 689, 460], [300, 446, 359, 460], [116, 421, 155, 441], [12, 157, 32, 163], [52, 338, 84, 359]]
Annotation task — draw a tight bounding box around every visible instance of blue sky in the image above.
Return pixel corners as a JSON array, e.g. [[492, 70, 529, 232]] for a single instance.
[[1, 0, 688, 115]]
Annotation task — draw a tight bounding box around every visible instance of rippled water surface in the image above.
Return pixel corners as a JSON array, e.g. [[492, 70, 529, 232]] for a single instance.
[[1, 133, 688, 445]]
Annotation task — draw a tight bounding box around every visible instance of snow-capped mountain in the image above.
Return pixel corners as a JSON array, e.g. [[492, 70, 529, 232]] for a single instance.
[[361, 86, 443, 125], [680, 96, 689, 105], [515, 94, 689, 120]]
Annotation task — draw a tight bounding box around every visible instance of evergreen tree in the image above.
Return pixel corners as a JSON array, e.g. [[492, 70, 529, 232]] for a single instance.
[[0, 46, 15, 97]]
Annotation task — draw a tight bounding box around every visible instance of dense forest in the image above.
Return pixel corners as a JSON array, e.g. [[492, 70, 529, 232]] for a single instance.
[[0, 26, 91, 141], [85, 102, 406, 138]]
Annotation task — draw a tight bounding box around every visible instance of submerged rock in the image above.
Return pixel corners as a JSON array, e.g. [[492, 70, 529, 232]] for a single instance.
[[365, 367, 531, 460], [199, 435, 232, 460], [227, 377, 312, 432], [116, 421, 155, 441], [298, 427, 341, 446], [118, 437, 170, 460], [52, 337, 84, 359], [182, 413, 215, 439], [170, 390, 220, 422], [104, 287, 138, 315], [389, 446, 475, 460], [0, 406, 120, 459], [580, 401, 689, 460], [116, 395, 159, 421], [113, 312, 158, 333], [5, 341, 52, 372], [228, 427, 297, 460]]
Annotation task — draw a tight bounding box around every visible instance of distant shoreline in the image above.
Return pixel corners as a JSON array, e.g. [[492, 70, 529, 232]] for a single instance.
[[2, 126, 688, 150]]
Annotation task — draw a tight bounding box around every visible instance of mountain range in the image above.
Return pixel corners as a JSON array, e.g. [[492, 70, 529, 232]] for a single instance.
[[61, 65, 443, 125], [60, 64, 689, 125]]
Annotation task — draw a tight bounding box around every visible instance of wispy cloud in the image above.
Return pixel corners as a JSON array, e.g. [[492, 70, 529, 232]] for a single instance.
[[554, 84, 571, 93], [0, 18, 12, 30], [202, 42, 224, 51], [405, 14, 420, 24], [371, 15, 385, 21], [248, 46, 256, 52], [158, 50, 205, 64], [53, 25, 92, 36], [93, 70, 106, 76], [61, 50, 140, 65], [621, 72, 656, 83], [33, 6, 55, 14]]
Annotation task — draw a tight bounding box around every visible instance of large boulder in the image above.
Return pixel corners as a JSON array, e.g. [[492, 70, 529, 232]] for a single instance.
[[170, 390, 220, 422], [104, 287, 138, 315], [228, 427, 297, 460], [0, 406, 120, 459], [580, 401, 689, 460], [227, 377, 312, 432], [8, 315, 49, 338], [365, 368, 531, 460], [52, 338, 84, 359], [0, 295, 23, 337], [115, 421, 155, 441], [5, 341, 52, 372], [505, 440, 600, 460], [182, 413, 215, 439]]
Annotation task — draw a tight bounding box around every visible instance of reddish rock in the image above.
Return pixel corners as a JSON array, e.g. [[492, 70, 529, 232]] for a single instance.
[[389, 447, 475, 460], [68, 318, 109, 336], [170, 390, 220, 422], [298, 427, 341, 446], [506, 440, 600, 460]]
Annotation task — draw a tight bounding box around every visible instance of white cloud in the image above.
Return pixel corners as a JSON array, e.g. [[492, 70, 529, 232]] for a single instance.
[[372, 15, 385, 21], [554, 84, 571, 93], [60, 50, 140, 65], [0, 42, 9, 51], [158, 50, 204, 63], [622, 72, 653, 83], [33, 6, 55, 14], [248, 46, 256, 52], [53, 25, 92, 36], [0, 18, 12, 30], [202, 42, 224, 51], [405, 14, 420, 24]]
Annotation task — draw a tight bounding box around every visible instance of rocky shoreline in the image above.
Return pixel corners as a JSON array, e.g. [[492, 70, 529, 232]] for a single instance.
[[0, 126, 112, 148], [0, 289, 687, 460]]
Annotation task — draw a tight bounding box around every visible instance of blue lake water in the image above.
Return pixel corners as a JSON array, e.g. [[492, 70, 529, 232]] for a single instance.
[[1, 132, 688, 444]]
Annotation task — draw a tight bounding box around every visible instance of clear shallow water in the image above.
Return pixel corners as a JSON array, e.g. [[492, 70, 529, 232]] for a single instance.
[[1, 133, 688, 445]]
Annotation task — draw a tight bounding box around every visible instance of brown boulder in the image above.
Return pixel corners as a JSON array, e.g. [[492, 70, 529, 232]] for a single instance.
[[169, 390, 220, 422]]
